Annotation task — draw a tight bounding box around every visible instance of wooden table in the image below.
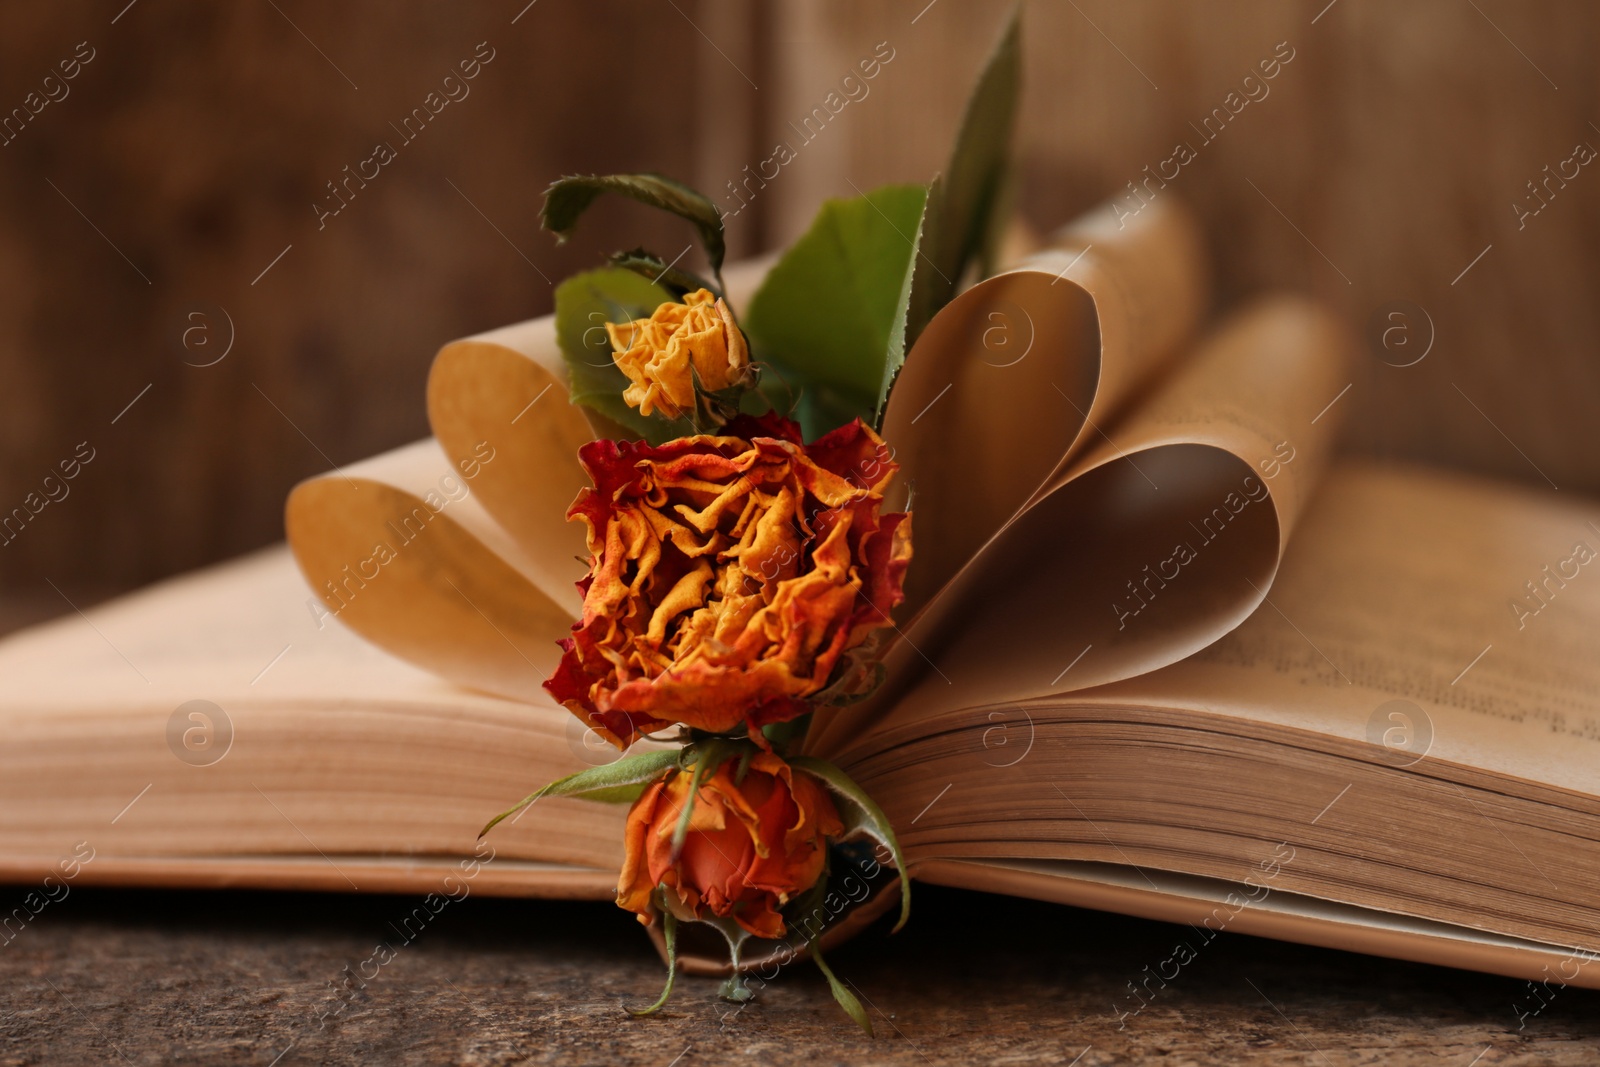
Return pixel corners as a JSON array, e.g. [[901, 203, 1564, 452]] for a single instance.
[[3, 883, 1596, 1066], [1, 605, 1597, 1065]]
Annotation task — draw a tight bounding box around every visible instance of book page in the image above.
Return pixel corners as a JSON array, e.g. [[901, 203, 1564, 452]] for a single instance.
[[810, 297, 1353, 755], [818, 463, 1600, 962], [1096, 462, 1600, 797], [0, 548, 629, 884], [286, 440, 574, 701], [920, 859, 1600, 992], [881, 197, 1209, 619], [284, 257, 780, 700]]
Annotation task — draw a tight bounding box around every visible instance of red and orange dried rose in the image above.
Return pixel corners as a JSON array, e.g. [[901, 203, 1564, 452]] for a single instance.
[[545, 413, 911, 748], [617, 751, 843, 939]]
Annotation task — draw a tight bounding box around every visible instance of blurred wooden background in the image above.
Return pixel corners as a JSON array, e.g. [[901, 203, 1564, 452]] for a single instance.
[[1, 0, 1597, 600]]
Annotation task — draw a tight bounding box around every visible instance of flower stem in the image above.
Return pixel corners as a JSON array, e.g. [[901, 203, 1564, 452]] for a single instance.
[[627, 910, 678, 1017]]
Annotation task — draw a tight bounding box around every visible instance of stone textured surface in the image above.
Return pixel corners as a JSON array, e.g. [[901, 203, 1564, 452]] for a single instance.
[[1, 885, 1596, 1066]]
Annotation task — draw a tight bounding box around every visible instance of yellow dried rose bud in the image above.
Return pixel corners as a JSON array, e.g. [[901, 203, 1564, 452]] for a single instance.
[[605, 289, 750, 419]]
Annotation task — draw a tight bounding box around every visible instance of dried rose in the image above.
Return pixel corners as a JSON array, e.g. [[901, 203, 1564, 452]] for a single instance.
[[617, 751, 842, 939], [545, 413, 911, 747], [605, 289, 750, 419]]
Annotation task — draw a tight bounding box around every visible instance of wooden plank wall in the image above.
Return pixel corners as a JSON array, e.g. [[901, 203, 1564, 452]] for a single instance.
[[1, 0, 1596, 597], [0, 2, 711, 594], [753, 0, 1600, 496]]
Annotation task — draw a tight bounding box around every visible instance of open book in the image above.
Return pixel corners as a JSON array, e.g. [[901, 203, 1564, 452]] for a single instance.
[[5, 199, 1598, 991]]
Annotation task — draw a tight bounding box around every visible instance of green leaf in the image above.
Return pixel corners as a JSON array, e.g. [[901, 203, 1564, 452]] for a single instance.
[[810, 938, 872, 1037], [542, 173, 726, 283], [923, 6, 1021, 306], [608, 248, 720, 301], [479, 748, 679, 837], [897, 174, 945, 401], [789, 756, 912, 934], [876, 178, 937, 429], [628, 908, 679, 1016], [552, 267, 697, 444], [743, 183, 929, 439]]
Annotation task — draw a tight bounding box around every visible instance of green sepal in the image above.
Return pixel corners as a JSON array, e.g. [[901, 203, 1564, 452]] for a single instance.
[[569, 783, 652, 805], [552, 267, 697, 444], [542, 173, 726, 287], [789, 757, 912, 934], [628, 908, 678, 1016], [760, 712, 812, 756], [683, 359, 755, 436], [694, 913, 756, 1002], [670, 738, 740, 861], [809, 630, 892, 708], [478, 748, 680, 838], [810, 937, 871, 1037], [608, 248, 722, 302]]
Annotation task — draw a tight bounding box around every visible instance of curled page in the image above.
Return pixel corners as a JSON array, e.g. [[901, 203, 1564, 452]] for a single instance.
[[811, 296, 1355, 756], [881, 197, 1209, 618], [286, 440, 572, 701], [427, 323, 598, 612], [285, 259, 775, 701]]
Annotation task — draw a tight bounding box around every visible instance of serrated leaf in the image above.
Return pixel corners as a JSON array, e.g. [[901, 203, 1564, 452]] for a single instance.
[[863, 11, 1021, 426], [552, 267, 697, 444], [898, 175, 943, 363], [789, 756, 912, 934], [743, 183, 929, 439], [878, 177, 937, 429], [810, 938, 872, 1036], [479, 747, 679, 837], [542, 173, 726, 281], [924, 6, 1021, 303]]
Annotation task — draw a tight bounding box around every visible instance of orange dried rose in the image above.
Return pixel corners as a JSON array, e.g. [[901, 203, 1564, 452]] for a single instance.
[[545, 413, 912, 747], [617, 751, 843, 938], [605, 289, 750, 419]]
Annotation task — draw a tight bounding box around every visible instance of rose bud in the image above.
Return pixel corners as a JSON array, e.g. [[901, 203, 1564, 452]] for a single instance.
[[545, 414, 912, 747], [617, 751, 843, 938], [605, 289, 751, 419]]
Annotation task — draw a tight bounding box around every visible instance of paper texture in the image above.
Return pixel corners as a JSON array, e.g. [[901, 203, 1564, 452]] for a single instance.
[[0, 548, 628, 883], [828, 464, 1600, 960], [810, 293, 1353, 754]]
